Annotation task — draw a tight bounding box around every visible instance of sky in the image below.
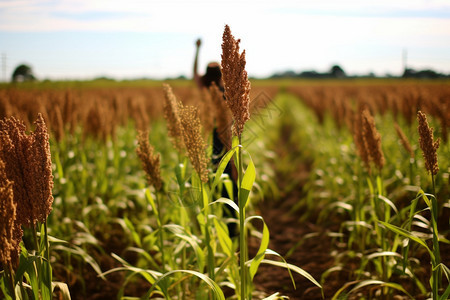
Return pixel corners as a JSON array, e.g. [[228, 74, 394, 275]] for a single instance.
[[1, 0, 450, 81]]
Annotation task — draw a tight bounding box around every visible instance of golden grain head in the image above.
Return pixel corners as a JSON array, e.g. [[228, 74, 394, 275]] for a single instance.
[[163, 84, 185, 152], [417, 111, 440, 175], [0, 158, 17, 267], [221, 24, 251, 138], [136, 130, 163, 191], [352, 110, 371, 171], [0, 113, 54, 227], [362, 109, 385, 171], [179, 104, 209, 183], [394, 122, 414, 158]]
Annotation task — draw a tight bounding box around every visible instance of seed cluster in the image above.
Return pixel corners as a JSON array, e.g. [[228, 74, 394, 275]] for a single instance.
[[221, 25, 251, 138], [353, 111, 371, 170], [163, 84, 185, 153], [179, 105, 209, 183], [0, 159, 19, 267], [0, 114, 53, 268], [136, 130, 163, 191], [417, 111, 440, 175], [0, 114, 54, 227], [362, 109, 385, 171], [394, 123, 414, 158]]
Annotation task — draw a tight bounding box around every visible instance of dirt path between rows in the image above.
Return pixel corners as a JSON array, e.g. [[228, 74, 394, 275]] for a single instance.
[[250, 158, 346, 299]]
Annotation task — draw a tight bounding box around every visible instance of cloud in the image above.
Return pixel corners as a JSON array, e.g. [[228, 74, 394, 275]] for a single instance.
[[1, 0, 449, 32], [1, 0, 449, 78]]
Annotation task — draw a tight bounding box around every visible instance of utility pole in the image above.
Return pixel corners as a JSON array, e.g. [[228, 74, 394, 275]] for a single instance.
[[402, 48, 407, 73], [1, 53, 6, 82]]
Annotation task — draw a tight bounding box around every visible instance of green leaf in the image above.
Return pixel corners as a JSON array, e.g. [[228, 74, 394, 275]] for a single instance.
[[441, 287, 450, 300], [40, 259, 52, 300], [124, 247, 160, 270], [52, 245, 106, 280], [260, 254, 322, 292], [365, 251, 403, 261], [0, 276, 13, 300], [367, 178, 375, 196], [15, 249, 38, 283], [239, 155, 256, 209], [149, 270, 225, 300], [241, 155, 256, 192], [54, 150, 64, 179], [438, 264, 450, 300], [376, 175, 383, 195], [238, 188, 251, 211], [210, 198, 239, 214], [145, 188, 159, 221], [201, 182, 209, 212], [104, 253, 161, 284], [27, 259, 40, 300], [223, 179, 234, 202], [165, 225, 206, 273], [262, 292, 282, 300], [213, 218, 233, 257], [348, 280, 413, 299], [211, 146, 239, 193], [377, 195, 398, 215], [124, 216, 142, 248], [379, 221, 434, 260], [52, 282, 71, 300], [247, 216, 270, 280], [175, 161, 187, 194]]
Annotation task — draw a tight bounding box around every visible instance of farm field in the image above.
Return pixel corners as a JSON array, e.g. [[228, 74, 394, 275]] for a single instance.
[[1, 76, 450, 300]]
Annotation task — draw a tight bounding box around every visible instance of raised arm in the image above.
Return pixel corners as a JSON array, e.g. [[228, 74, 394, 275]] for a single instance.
[[193, 38, 203, 89]]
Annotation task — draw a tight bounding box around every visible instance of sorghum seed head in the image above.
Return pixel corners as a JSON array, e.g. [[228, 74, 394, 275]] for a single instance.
[[221, 24, 251, 138], [136, 130, 163, 191], [179, 104, 209, 183], [352, 110, 371, 172], [394, 123, 414, 158], [0, 113, 54, 227], [417, 111, 440, 175], [0, 159, 17, 267], [163, 84, 185, 153], [362, 109, 385, 171]]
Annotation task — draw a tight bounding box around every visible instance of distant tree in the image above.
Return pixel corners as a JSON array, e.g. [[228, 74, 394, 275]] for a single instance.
[[11, 64, 36, 82], [330, 65, 346, 78], [403, 68, 444, 79]]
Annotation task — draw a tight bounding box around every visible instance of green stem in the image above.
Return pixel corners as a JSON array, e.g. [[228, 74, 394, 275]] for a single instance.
[[431, 174, 440, 298], [377, 172, 388, 300], [409, 158, 414, 186], [238, 135, 246, 300], [202, 182, 215, 281], [44, 221, 50, 261], [2, 262, 16, 300], [9, 263, 16, 300], [178, 181, 187, 300], [155, 192, 166, 273], [31, 223, 42, 299], [43, 220, 52, 296], [355, 162, 363, 251], [32, 224, 40, 254]]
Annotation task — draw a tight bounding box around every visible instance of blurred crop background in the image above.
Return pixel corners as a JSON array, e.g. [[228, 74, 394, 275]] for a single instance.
[[1, 1, 450, 299]]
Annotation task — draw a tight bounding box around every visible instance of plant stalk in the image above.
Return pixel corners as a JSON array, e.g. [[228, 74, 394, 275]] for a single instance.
[[202, 182, 215, 281], [155, 192, 166, 272], [431, 174, 440, 299], [238, 136, 246, 300]]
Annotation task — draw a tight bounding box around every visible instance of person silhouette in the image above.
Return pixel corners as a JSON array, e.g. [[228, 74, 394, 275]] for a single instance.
[[193, 38, 238, 237], [193, 39, 223, 91]]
